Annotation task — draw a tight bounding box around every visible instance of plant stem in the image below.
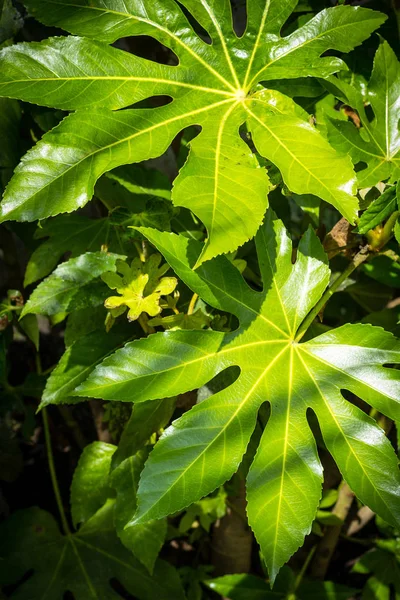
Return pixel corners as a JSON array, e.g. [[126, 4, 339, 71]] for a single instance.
[[42, 407, 71, 536], [295, 245, 370, 342], [187, 293, 199, 316]]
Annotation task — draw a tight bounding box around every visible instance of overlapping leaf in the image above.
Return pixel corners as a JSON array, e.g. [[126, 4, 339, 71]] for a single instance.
[[76, 211, 400, 582], [71, 441, 116, 528], [0, 0, 386, 261], [325, 39, 400, 187]]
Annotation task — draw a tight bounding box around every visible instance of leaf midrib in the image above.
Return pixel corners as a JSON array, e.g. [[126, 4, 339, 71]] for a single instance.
[[76, 338, 286, 395], [2, 98, 233, 218], [1, 75, 231, 97]]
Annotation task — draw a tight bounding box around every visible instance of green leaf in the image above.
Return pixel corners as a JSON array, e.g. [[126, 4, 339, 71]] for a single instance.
[[71, 441, 116, 528], [352, 546, 400, 599], [205, 573, 281, 600], [24, 215, 112, 287], [21, 251, 123, 318], [205, 573, 357, 600], [326, 39, 400, 187], [76, 211, 400, 582], [0, 501, 186, 600], [0, 0, 23, 44], [357, 186, 397, 235], [246, 90, 356, 222], [64, 305, 106, 347], [112, 398, 176, 471], [111, 452, 167, 574], [19, 314, 39, 351], [40, 323, 134, 407], [0, 2, 383, 259]]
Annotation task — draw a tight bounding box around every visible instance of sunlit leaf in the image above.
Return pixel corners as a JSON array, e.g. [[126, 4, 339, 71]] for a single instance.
[[0, 1, 384, 258], [76, 211, 400, 582]]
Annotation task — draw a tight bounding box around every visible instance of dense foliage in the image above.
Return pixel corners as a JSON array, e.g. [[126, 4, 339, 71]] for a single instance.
[[1, 0, 400, 599]]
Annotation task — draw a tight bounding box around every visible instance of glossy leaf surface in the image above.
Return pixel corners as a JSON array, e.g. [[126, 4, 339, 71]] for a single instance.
[[0, 1, 385, 259], [41, 324, 134, 407], [21, 251, 122, 318], [71, 441, 116, 528], [76, 211, 400, 581], [206, 572, 357, 600]]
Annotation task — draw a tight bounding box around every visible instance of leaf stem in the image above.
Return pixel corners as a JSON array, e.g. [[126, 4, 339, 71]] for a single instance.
[[286, 544, 317, 599], [42, 407, 71, 536], [295, 245, 370, 342]]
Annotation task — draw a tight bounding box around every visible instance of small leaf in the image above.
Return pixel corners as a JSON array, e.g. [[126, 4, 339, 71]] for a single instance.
[[111, 452, 167, 574], [363, 256, 400, 288], [21, 251, 123, 318], [205, 573, 279, 600], [41, 323, 133, 407], [112, 397, 176, 471], [357, 186, 397, 235], [71, 441, 116, 528], [19, 314, 39, 351]]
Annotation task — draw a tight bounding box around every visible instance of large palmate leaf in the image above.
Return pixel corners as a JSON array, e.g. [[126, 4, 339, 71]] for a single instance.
[[0, 1, 386, 261], [325, 39, 400, 188], [76, 211, 400, 582], [0, 501, 185, 600]]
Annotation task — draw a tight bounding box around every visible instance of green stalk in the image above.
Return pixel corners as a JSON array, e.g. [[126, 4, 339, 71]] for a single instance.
[[285, 545, 317, 599], [42, 408, 71, 536], [295, 245, 370, 342]]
